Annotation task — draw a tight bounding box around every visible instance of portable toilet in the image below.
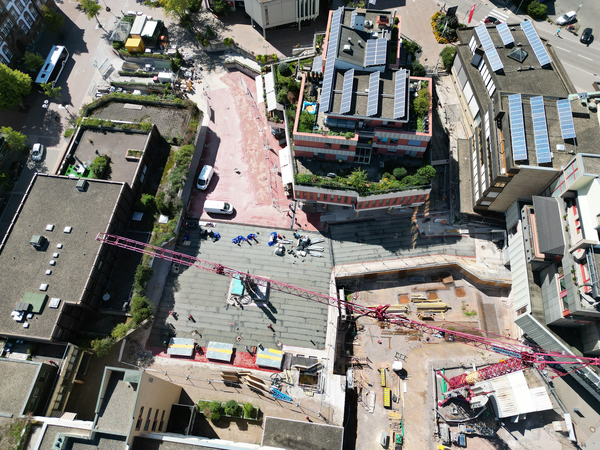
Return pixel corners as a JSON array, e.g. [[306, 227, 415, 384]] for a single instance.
[[125, 37, 145, 53], [130, 15, 147, 38]]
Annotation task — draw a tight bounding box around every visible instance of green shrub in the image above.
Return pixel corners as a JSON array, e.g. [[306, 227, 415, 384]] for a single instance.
[[212, 0, 231, 15], [413, 88, 431, 117], [133, 263, 154, 295], [64, 128, 75, 138], [197, 401, 209, 412], [223, 37, 234, 47], [208, 401, 222, 420], [91, 337, 115, 357], [130, 294, 154, 325], [112, 41, 124, 50], [287, 78, 300, 93], [174, 144, 195, 166], [224, 400, 240, 416], [136, 194, 157, 213], [168, 165, 188, 191], [402, 39, 422, 59], [393, 167, 407, 179], [243, 402, 256, 419], [111, 323, 131, 340], [527, 2, 547, 19], [89, 155, 110, 179], [417, 165, 436, 181], [278, 62, 291, 76], [277, 88, 289, 104], [298, 110, 315, 132], [440, 46, 456, 70], [411, 61, 426, 77]]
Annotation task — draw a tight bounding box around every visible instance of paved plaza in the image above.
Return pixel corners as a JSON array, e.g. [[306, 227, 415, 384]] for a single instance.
[[149, 222, 332, 352]]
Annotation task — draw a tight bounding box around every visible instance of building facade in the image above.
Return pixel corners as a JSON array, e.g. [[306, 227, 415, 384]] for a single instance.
[[0, 0, 55, 66], [244, 0, 319, 38]]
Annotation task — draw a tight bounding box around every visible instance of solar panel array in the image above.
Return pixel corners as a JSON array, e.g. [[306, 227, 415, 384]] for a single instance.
[[394, 69, 407, 120], [367, 71, 380, 117], [365, 39, 386, 66], [508, 94, 528, 161], [530, 96, 551, 164], [321, 8, 343, 113], [557, 99, 576, 140], [350, 10, 356, 28], [475, 25, 504, 72], [340, 69, 354, 114], [520, 20, 552, 66], [496, 22, 514, 45]]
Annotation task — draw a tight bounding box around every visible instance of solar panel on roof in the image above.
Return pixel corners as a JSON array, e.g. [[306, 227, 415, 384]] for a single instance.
[[394, 69, 407, 120], [475, 25, 504, 71], [365, 39, 376, 66], [520, 20, 552, 67], [375, 39, 386, 65], [530, 96, 551, 164], [556, 99, 576, 140], [508, 94, 527, 161], [321, 8, 343, 113], [366, 71, 380, 117], [496, 22, 514, 45], [340, 69, 354, 114], [350, 10, 356, 28]]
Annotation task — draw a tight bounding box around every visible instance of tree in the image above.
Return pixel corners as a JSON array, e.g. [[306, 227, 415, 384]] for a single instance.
[[40, 82, 62, 100], [1, 127, 27, 152], [411, 61, 426, 77], [440, 46, 456, 71], [393, 167, 407, 179], [417, 165, 436, 181], [349, 168, 367, 189], [23, 51, 45, 72], [89, 154, 110, 179], [79, 0, 103, 26], [298, 111, 315, 132], [0, 64, 32, 110], [278, 62, 291, 76], [212, 0, 231, 16], [160, 0, 193, 21], [413, 88, 431, 117], [527, 2, 547, 20], [90, 337, 114, 357], [42, 5, 64, 34]]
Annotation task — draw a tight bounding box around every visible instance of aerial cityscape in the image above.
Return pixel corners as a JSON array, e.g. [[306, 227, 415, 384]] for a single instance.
[[1, 0, 600, 449]]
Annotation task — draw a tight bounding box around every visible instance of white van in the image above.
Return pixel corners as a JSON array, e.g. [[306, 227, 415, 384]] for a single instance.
[[197, 165, 214, 190], [204, 200, 234, 215]]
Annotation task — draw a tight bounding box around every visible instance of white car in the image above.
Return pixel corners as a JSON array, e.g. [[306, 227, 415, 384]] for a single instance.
[[31, 143, 45, 161], [557, 11, 577, 26]]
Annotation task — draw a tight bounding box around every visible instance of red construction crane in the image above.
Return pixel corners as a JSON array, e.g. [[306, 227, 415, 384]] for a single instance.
[[96, 233, 600, 391]]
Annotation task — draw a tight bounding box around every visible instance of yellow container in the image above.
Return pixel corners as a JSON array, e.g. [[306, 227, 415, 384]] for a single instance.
[[125, 37, 145, 53], [383, 388, 391, 408], [381, 369, 386, 387]]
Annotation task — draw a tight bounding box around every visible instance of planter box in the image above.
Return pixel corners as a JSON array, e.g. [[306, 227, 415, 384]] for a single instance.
[[126, 149, 143, 161], [196, 400, 259, 421], [243, 406, 260, 421]]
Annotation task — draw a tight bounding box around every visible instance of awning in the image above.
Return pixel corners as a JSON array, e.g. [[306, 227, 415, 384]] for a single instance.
[[167, 337, 195, 356], [279, 148, 293, 187], [256, 347, 283, 369], [207, 341, 234, 362]]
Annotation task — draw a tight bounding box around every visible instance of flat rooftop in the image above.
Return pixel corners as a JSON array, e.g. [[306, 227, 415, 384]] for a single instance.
[[0, 359, 40, 420], [262, 417, 344, 450], [72, 129, 148, 185], [131, 438, 228, 450], [36, 425, 90, 450], [0, 175, 125, 340], [95, 371, 138, 434], [150, 222, 331, 351], [456, 24, 570, 106], [341, 8, 392, 34], [502, 95, 600, 168]]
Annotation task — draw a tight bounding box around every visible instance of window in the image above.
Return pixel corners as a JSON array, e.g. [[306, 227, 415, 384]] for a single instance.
[[480, 200, 492, 206], [144, 408, 152, 431], [4, 47, 13, 61], [135, 407, 144, 431], [382, 137, 389, 143], [39, 371, 49, 383], [325, 143, 331, 148], [390, 138, 398, 144], [24, 12, 33, 26], [152, 409, 159, 431], [15, 2, 24, 13], [20, 21, 29, 33], [494, 181, 507, 188], [159, 410, 165, 432], [340, 144, 349, 149], [11, 9, 19, 21], [516, 306, 527, 316]]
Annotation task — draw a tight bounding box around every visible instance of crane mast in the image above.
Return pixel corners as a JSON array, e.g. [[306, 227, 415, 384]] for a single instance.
[[96, 233, 600, 389]]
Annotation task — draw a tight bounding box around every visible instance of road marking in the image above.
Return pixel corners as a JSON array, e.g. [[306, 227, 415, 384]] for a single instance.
[[578, 54, 593, 61], [556, 47, 571, 52], [562, 61, 597, 77], [490, 10, 510, 21]]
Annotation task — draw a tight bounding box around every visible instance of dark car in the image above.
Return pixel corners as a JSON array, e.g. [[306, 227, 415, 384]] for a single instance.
[[8, 161, 23, 182], [581, 28, 593, 44], [484, 16, 502, 25]]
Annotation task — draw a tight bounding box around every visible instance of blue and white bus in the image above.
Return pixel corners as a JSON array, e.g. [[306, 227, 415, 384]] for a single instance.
[[35, 45, 69, 91]]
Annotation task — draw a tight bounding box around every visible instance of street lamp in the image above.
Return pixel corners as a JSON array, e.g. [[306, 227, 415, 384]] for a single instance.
[[92, 59, 105, 80], [576, 3, 583, 14]]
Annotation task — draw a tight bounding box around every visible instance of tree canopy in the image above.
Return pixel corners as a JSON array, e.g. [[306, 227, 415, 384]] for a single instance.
[[23, 51, 45, 72], [79, 0, 103, 24], [0, 64, 32, 110], [1, 127, 27, 152], [40, 82, 62, 100], [42, 5, 64, 34], [160, 0, 193, 21]]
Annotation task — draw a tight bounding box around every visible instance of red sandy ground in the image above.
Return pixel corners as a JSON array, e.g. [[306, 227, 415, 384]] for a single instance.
[[187, 71, 324, 231]]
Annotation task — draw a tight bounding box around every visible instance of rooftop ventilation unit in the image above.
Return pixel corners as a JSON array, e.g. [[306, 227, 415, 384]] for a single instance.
[[46, 270, 52, 275], [49, 298, 61, 309], [46, 224, 54, 231], [343, 44, 351, 53], [30, 235, 47, 249], [76, 179, 88, 192], [556, 144, 566, 152], [57, 243, 63, 249], [50, 260, 56, 266], [39, 284, 48, 291], [64, 226, 72, 234], [348, 37, 352, 42], [358, 40, 362, 47], [53, 252, 59, 258]]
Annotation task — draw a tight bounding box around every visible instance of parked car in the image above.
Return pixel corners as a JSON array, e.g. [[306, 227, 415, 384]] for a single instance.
[[557, 11, 577, 26], [580, 28, 593, 44], [196, 165, 214, 190], [30, 143, 45, 161], [8, 161, 23, 182], [484, 16, 502, 25], [204, 200, 234, 215]]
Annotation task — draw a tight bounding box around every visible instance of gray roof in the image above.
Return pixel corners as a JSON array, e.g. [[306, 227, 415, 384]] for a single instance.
[[0, 175, 125, 340], [457, 25, 571, 98], [150, 222, 331, 351], [329, 217, 476, 266], [95, 370, 139, 434], [131, 437, 228, 450], [330, 69, 406, 121], [0, 359, 40, 418], [65, 434, 127, 450], [335, 26, 371, 66], [74, 129, 148, 185], [36, 425, 90, 450], [501, 95, 600, 169], [262, 416, 343, 450], [532, 196, 565, 255]]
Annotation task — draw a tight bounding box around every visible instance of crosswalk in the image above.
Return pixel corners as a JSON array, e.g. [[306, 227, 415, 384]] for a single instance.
[[476, 8, 521, 26]]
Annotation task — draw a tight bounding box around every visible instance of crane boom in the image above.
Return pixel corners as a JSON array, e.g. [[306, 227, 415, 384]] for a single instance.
[[96, 232, 600, 386]]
